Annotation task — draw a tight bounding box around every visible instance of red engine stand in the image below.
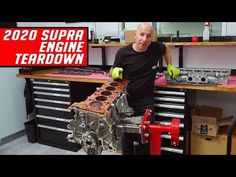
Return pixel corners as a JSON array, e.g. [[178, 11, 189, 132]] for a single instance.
[[140, 108, 180, 155]]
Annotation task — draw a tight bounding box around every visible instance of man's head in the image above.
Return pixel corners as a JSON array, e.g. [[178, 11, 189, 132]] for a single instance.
[[133, 23, 153, 52]]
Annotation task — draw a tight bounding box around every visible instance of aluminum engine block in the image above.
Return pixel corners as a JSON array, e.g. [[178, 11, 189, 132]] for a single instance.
[[165, 67, 231, 85], [67, 79, 134, 155]]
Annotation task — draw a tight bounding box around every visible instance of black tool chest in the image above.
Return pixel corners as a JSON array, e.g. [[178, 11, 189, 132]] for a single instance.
[[30, 79, 102, 151], [154, 86, 196, 154]]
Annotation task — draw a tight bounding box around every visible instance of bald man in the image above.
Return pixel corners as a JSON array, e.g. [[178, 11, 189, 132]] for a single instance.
[[111, 23, 179, 155]]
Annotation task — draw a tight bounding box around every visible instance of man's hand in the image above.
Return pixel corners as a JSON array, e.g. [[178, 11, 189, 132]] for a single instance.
[[167, 64, 180, 79], [112, 67, 123, 79]]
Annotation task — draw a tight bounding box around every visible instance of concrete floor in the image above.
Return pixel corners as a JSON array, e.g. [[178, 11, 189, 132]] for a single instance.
[[0, 135, 121, 155]]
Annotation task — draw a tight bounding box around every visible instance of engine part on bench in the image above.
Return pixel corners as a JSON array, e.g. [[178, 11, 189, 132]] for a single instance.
[[67, 79, 134, 155], [50, 67, 109, 76], [165, 67, 231, 85]]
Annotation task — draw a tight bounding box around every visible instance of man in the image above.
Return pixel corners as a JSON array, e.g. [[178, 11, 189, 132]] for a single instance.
[[111, 23, 180, 155]]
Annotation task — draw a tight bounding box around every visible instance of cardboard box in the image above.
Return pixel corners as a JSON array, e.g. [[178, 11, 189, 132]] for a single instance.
[[231, 134, 236, 155], [124, 30, 157, 43], [191, 127, 228, 155], [191, 105, 232, 137]]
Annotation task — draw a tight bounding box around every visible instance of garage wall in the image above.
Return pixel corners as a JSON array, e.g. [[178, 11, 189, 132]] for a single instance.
[[0, 68, 26, 140]]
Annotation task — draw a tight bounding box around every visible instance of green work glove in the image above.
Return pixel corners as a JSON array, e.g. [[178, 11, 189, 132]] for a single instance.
[[167, 64, 180, 79], [112, 67, 123, 79]]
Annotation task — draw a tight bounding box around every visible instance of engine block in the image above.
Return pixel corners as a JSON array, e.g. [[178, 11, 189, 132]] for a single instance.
[[165, 67, 231, 85], [67, 79, 134, 155]]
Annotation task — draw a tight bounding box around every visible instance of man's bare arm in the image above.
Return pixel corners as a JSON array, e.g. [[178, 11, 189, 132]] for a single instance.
[[163, 45, 171, 65], [109, 67, 113, 76]]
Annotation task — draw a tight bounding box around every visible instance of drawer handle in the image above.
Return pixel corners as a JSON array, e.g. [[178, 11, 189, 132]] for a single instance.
[[36, 114, 71, 122], [161, 134, 184, 141], [155, 97, 185, 103], [154, 103, 185, 109], [35, 105, 71, 112], [33, 86, 69, 92], [34, 98, 70, 105], [38, 124, 72, 133], [34, 91, 70, 98], [156, 112, 184, 119], [32, 80, 69, 86], [154, 90, 185, 96], [161, 147, 183, 154]]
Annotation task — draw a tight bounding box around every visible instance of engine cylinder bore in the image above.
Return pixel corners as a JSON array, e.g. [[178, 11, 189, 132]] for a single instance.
[[188, 77, 193, 81], [201, 77, 206, 82], [90, 101, 102, 107], [110, 82, 119, 86], [101, 91, 112, 96], [106, 86, 116, 91], [96, 96, 107, 101]]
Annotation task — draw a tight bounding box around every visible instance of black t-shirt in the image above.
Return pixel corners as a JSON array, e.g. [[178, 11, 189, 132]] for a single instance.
[[113, 41, 166, 109]]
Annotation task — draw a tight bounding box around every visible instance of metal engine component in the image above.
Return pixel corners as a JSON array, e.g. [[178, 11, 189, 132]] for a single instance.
[[165, 67, 231, 85], [51, 67, 109, 76], [67, 79, 134, 155]]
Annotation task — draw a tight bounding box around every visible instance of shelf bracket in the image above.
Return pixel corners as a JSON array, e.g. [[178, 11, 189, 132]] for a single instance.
[[175, 45, 183, 68]]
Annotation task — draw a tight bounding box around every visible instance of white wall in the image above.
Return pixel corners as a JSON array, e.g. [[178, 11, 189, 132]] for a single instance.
[[0, 68, 26, 139], [222, 22, 236, 36], [157, 22, 222, 36], [183, 46, 236, 68]]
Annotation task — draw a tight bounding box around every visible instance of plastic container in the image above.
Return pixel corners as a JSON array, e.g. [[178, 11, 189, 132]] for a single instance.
[[192, 35, 199, 42], [208, 22, 213, 36], [119, 30, 125, 43], [24, 119, 37, 143], [203, 23, 210, 42]]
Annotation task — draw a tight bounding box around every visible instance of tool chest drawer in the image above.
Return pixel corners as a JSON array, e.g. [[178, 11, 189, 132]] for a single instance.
[[37, 124, 80, 151], [30, 79, 80, 151], [154, 86, 196, 154], [33, 85, 70, 93], [34, 98, 71, 109], [32, 79, 70, 87], [33, 91, 71, 102], [37, 114, 71, 129]]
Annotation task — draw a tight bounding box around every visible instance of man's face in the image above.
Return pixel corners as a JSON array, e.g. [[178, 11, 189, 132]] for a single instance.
[[134, 25, 153, 52]]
